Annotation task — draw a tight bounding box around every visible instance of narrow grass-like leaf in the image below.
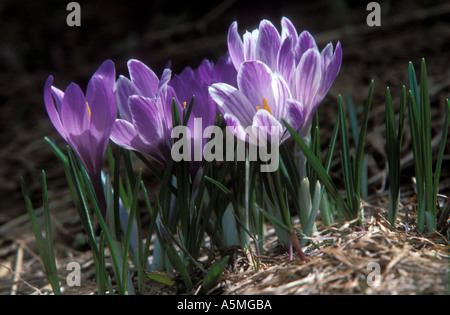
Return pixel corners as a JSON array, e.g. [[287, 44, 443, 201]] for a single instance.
[[301, 180, 322, 247], [346, 92, 359, 144], [202, 256, 229, 293], [121, 169, 142, 291], [420, 60, 435, 226], [41, 171, 59, 291], [433, 99, 450, 207], [156, 223, 193, 292], [282, 119, 354, 220], [386, 87, 402, 225], [145, 271, 175, 286], [67, 147, 125, 294], [408, 92, 426, 231], [354, 80, 374, 202], [204, 176, 231, 195], [338, 95, 356, 213], [324, 113, 340, 174], [256, 203, 290, 232], [141, 181, 156, 268], [44, 136, 68, 164], [21, 176, 61, 295]]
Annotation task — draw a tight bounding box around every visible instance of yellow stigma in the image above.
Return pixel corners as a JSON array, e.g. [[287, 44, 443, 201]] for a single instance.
[[256, 97, 272, 115], [86, 101, 91, 119], [183, 101, 187, 109]]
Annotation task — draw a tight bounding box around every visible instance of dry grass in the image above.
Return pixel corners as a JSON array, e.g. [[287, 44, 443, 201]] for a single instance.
[[1, 200, 448, 295], [222, 211, 449, 295]]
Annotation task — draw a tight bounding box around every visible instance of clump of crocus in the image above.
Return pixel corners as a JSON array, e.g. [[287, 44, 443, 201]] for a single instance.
[[225, 17, 342, 137], [44, 60, 117, 216]]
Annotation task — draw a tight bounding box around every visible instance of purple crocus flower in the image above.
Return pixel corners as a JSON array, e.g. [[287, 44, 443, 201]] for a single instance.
[[226, 17, 342, 137], [110, 59, 173, 166], [169, 55, 237, 177], [44, 60, 117, 216], [111, 56, 236, 179]]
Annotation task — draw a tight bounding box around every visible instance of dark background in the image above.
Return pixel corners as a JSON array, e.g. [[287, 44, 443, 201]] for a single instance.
[[1, 0, 450, 222]]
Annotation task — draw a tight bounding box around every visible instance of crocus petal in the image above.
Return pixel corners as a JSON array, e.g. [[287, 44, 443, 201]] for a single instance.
[[86, 59, 116, 126], [277, 36, 295, 86], [158, 68, 172, 95], [44, 76, 68, 140], [270, 72, 292, 120], [90, 59, 116, 91], [60, 82, 90, 137], [129, 95, 164, 143], [86, 76, 117, 143], [214, 53, 238, 87], [314, 41, 342, 105], [209, 82, 254, 127], [252, 109, 283, 143], [281, 17, 298, 45], [115, 75, 139, 121], [223, 112, 249, 143], [128, 59, 159, 98], [197, 59, 215, 85], [295, 48, 322, 112], [227, 21, 245, 70], [237, 61, 275, 111], [161, 86, 179, 130], [243, 29, 259, 61], [320, 42, 334, 71], [284, 98, 305, 133], [50, 86, 64, 113], [295, 31, 318, 64], [110, 119, 151, 154], [255, 19, 281, 70]]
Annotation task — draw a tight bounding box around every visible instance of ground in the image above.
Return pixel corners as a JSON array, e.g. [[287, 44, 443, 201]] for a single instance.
[[0, 0, 449, 295]]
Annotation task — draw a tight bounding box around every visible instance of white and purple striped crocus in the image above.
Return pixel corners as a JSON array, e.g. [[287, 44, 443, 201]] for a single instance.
[[44, 60, 117, 216], [211, 17, 342, 139]]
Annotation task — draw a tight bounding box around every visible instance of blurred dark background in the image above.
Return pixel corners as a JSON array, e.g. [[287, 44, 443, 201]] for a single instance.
[[1, 0, 450, 221]]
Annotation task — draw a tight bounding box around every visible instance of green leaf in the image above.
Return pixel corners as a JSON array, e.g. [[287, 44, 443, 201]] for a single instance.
[[204, 176, 231, 195], [202, 256, 229, 293], [338, 95, 355, 210], [354, 81, 373, 201], [145, 271, 175, 286], [385, 87, 401, 225], [121, 168, 142, 290], [44, 137, 68, 165], [21, 176, 61, 295], [282, 118, 354, 220], [433, 100, 450, 204], [157, 224, 193, 292]]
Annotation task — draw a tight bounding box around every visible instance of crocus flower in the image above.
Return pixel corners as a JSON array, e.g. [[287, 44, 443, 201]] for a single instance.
[[44, 60, 117, 216], [111, 56, 237, 179], [110, 59, 173, 166], [168, 55, 237, 177], [226, 17, 342, 137], [209, 59, 304, 144]]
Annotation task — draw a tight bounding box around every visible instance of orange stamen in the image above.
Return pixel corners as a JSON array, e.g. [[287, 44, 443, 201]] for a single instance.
[[86, 102, 91, 119], [256, 97, 272, 115]]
